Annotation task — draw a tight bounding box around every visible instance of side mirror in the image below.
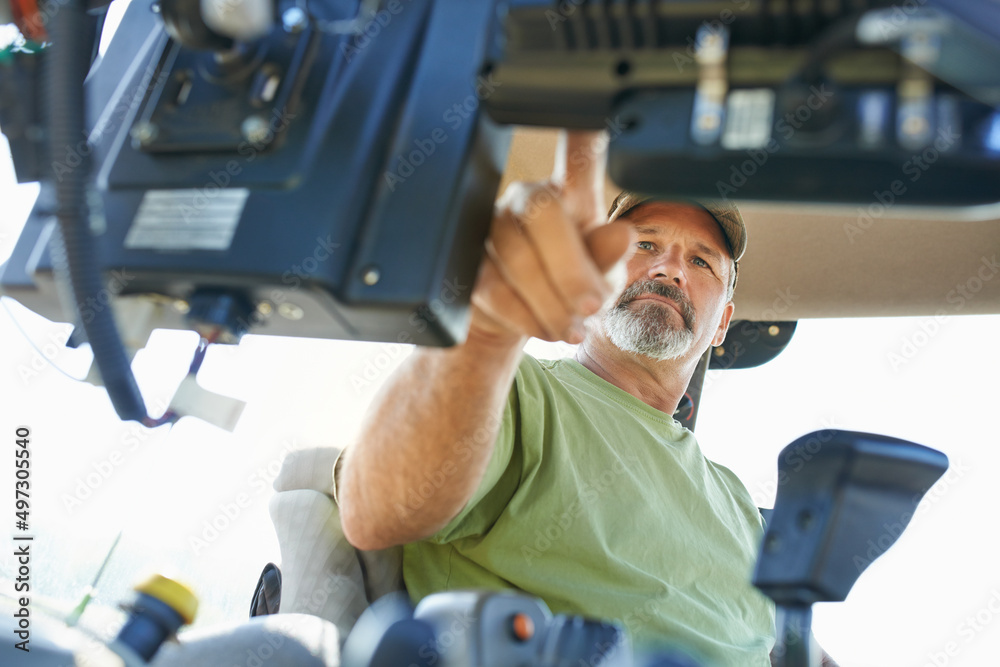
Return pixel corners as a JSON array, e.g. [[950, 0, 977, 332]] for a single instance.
[[753, 430, 949, 667]]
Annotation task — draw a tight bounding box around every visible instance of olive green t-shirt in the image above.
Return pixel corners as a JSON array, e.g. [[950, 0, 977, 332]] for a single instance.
[[402, 355, 775, 665]]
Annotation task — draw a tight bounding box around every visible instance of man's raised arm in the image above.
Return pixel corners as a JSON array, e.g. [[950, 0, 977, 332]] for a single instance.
[[337, 132, 635, 551]]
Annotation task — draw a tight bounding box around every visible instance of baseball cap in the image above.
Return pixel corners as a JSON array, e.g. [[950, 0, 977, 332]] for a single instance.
[[607, 191, 747, 263]]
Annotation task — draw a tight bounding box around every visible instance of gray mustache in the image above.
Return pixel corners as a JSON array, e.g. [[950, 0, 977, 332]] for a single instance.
[[615, 280, 695, 330]]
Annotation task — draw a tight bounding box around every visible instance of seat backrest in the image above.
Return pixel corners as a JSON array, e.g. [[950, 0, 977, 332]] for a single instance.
[[270, 447, 406, 641]]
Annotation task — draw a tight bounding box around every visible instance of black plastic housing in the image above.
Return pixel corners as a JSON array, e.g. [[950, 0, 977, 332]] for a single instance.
[[753, 429, 949, 605], [11, 0, 511, 347]]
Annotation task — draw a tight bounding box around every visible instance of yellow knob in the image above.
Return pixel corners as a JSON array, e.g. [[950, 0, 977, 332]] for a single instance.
[[134, 574, 199, 625]]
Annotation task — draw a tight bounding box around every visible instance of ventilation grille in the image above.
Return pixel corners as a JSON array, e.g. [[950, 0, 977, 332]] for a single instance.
[[505, 0, 898, 52]]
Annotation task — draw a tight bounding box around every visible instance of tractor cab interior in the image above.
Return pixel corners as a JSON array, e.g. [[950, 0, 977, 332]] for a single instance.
[[1, 1, 998, 665]]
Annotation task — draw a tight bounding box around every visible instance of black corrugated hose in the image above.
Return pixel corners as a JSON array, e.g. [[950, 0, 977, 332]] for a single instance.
[[46, 0, 149, 423]]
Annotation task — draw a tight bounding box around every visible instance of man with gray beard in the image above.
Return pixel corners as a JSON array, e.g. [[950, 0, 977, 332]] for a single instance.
[[603, 277, 698, 360], [336, 133, 833, 665], [599, 192, 739, 364]]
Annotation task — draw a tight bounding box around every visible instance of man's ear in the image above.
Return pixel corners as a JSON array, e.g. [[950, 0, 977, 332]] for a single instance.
[[711, 301, 735, 348]]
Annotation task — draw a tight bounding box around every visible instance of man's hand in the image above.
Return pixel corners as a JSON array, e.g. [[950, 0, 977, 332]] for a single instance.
[[469, 131, 636, 347], [339, 131, 636, 551]]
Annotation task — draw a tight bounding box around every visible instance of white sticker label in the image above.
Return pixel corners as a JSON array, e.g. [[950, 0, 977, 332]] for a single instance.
[[722, 89, 775, 150], [125, 188, 249, 251]]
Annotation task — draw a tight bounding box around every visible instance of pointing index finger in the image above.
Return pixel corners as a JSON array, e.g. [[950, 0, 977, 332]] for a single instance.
[[551, 130, 609, 231]]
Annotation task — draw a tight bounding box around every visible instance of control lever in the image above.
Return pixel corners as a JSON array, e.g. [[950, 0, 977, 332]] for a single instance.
[[341, 590, 629, 667], [753, 430, 949, 667], [340, 592, 438, 667]]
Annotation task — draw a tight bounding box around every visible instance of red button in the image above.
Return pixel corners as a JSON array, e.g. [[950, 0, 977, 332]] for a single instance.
[[511, 613, 534, 642]]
